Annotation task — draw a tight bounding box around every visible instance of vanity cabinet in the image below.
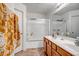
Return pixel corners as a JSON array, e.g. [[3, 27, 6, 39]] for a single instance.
[[43, 37, 73, 56]]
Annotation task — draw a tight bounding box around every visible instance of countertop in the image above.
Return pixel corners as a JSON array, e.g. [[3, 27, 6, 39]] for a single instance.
[[44, 36, 79, 56]]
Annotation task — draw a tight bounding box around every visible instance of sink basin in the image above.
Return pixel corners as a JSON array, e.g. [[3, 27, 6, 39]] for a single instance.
[[55, 36, 77, 46], [55, 39, 75, 46]]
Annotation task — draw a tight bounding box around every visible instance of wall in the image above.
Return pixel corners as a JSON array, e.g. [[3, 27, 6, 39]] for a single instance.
[[5, 3, 27, 50], [27, 12, 46, 19], [45, 19, 50, 35]]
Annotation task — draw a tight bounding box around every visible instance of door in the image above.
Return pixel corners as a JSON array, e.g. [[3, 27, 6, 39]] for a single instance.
[[71, 15, 79, 38], [14, 8, 23, 53]]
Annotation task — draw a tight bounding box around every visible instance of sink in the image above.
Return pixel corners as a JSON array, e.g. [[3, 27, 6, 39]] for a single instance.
[[55, 36, 77, 45], [55, 39, 75, 46]]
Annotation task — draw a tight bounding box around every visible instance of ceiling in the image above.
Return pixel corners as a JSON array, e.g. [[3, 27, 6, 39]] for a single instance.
[[24, 3, 57, 15], [54, 3, 79, 15], [24, 3, 79, 16]]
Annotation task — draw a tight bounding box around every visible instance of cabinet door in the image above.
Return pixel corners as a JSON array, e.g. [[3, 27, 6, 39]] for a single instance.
[[52, 48, 60, 56], [52, 42, 56, 50], [57, 46, 72, 56], [47, 44, 52, 56]]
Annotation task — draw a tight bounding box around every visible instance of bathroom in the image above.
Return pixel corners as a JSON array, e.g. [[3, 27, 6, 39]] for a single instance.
[[0, 3, 79, 56]]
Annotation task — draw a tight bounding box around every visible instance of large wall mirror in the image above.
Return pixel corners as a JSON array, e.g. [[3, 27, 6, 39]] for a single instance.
[[51, 10, 79, 39]]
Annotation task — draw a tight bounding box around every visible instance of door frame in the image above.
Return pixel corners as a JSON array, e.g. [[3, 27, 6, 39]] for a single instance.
[[14, 8, 24, 51]]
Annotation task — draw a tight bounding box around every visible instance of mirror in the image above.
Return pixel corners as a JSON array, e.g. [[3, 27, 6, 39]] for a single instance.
[[66, 15, 79, 38], [51, 15, 67, 37], [51, 3, 79, 39]]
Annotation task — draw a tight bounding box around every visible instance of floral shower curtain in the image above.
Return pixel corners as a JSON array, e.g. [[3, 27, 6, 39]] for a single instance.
[[0, 3, 20, 56]]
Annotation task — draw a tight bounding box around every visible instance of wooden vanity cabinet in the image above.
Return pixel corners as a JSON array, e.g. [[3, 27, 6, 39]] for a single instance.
[[43, 37, 73, 56]]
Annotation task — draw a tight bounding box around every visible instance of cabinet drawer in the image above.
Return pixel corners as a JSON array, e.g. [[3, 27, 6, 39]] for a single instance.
[[52, 48, 60, 56], [52, 42, 56, 50], [57, 46, 72, 56]]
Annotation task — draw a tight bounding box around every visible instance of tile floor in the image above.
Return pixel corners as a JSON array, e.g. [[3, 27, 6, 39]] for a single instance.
[[15, 48, 45, 56]]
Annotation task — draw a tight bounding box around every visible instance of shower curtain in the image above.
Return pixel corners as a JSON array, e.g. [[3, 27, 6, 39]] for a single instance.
[[0, 3, 20, 56]]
